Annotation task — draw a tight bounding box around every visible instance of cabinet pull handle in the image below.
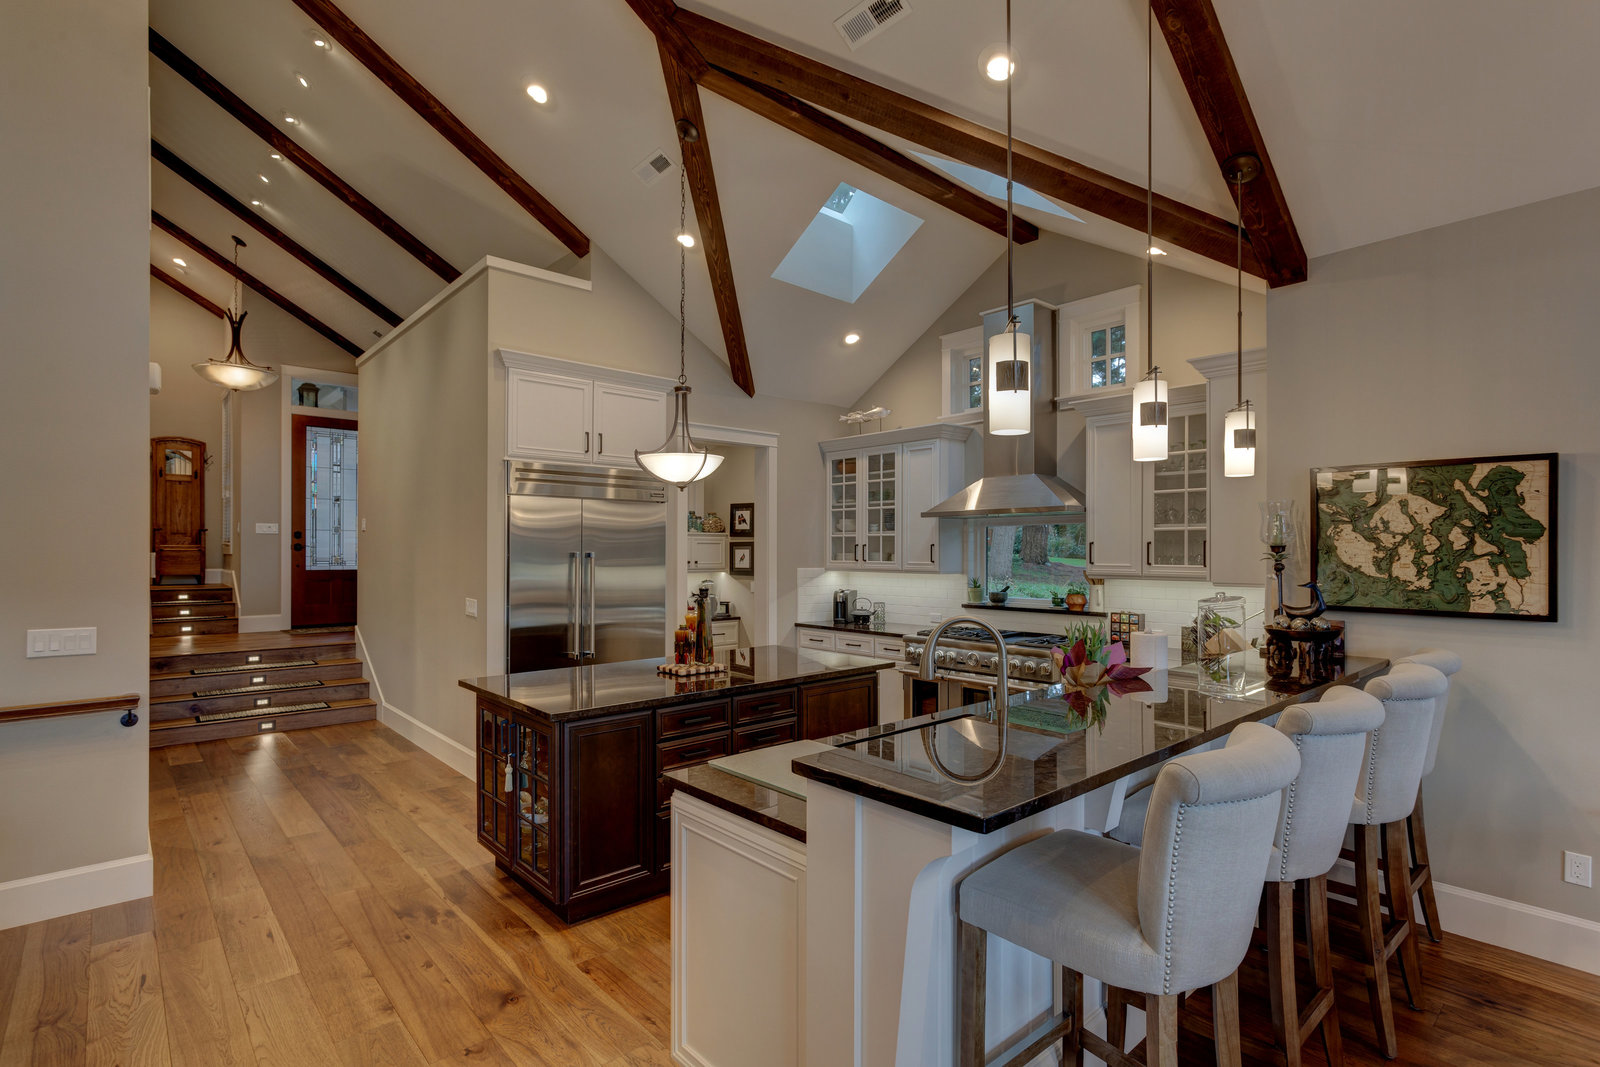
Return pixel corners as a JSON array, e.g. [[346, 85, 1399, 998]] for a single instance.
[[598, 432, 604, 454], [1202, 539, 1207, 566], [584, 431, 591, 453], [681, 747, 714, 761], [1089, 541, 1095, 565], [749, 701, 782, 713], [1146, 541, 1152, 566], [681, 713, 717, 727], [930, 543, 936, 563], [854, 543, 860, 562]]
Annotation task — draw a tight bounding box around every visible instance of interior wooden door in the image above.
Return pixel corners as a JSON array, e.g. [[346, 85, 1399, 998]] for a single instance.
[[151, 436, 206, 582], [291, 415, 358, 627]]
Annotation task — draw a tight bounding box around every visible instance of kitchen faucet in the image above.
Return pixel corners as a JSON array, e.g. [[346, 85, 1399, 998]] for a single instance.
[[918, 615, 1010, 784]]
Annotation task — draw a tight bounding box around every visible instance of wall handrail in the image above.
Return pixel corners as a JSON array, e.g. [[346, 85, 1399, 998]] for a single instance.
[[0, 693, 141, 727]]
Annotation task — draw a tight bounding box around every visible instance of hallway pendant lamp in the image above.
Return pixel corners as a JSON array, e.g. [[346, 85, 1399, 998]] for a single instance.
[[1223, 154, 1261, 478], [636, 164, 724, 489], [987, 0, 1030, 437], [1132, 2, 1168, 463], [192, 236, 279, 392]]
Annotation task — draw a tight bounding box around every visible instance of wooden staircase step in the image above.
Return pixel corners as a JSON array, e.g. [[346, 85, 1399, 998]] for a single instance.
[[150, 584, 235, 602], [149, 657, 363, 698], [149, 678, 371, 722], [152, 618, 239, 637], [147, 698, 376, 747], [149, 635, 357, 674], [152, 602, 237, 620]]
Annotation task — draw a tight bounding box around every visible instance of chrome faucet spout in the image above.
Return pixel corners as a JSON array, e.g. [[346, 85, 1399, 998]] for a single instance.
[[918, 615, 1011, 785]]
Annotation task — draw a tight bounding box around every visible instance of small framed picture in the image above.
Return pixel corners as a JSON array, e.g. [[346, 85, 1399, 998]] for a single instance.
[[729, 540, 755, 577], [730, 502, 754, 536]]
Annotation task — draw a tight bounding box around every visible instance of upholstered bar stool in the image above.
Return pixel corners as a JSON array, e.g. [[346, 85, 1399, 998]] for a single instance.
[[1348, 663, 1449, 1059], [1394, 649, 1462, 943], [956, 723, 1300, 1067]]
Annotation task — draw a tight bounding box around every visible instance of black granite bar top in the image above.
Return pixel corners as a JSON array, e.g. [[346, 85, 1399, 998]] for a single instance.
[[790, 657, 1389, 834], [459, 645, 893, 722], [795, 620, 913, 638], [665, 763, 807, 842]]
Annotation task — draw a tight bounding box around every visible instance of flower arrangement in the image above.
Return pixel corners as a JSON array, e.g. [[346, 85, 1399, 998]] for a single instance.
[[1050, 632, 1154, 715]]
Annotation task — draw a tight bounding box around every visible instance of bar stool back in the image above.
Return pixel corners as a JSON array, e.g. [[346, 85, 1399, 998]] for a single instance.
[[957, 723, 1300, 1066], [1394, 648, 1462, 942]]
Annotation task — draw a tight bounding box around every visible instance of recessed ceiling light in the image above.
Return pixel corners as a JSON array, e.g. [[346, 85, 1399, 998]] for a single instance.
[[676, 232, 695, 248], [282, 112, 300, 125], [985, 54, 1014, 81], [1148, 245, 1168, 256], [250, 199, 262, 207], [172, 257, 187, 267], [844, 332, 861, 345], [258, 174, 270, 184], [525, 83, 549, 105], [307, 29, 332, 52], [269, 152, 281, 160], [295, 71, 309, 89]]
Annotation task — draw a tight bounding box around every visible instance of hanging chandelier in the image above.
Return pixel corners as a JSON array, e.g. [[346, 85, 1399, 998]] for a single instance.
[[986, 0, 1030, 437], [1223, 154, 1261, 478], [1131, 2, 1169, 462], [192, 236, 279, 392], [635, 159, 724, 488]]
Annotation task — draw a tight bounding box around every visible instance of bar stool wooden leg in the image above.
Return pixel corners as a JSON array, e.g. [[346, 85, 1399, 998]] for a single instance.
[[958, 919, 987, 1067], [1145, 993, 1180, 1067], [1264, 881, 1303, 1067], [1212, 971, 1243, 1067], [1106, 986, 1128, 1053], [1306, 874, 1346, 1067], [1408, 794, 1443, 942], [1061, 966, 1085, 1067], [1383, 820, 1425, 1010], [1355, 824, 1399, 1059]]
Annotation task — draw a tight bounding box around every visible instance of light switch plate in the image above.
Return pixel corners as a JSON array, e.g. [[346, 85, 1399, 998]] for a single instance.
[[465, 597, 479, 618], [26, 627, 97, 658], [255, 523, 280, 534]]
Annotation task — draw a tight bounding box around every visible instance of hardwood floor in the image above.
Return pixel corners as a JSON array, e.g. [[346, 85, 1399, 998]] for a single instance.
[[1, 719, 1596, 1066]]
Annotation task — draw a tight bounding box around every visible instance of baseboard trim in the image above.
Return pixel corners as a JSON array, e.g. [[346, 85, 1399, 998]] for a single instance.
[[1435, 881, 1600, 976], [239, 613, 285, 633], [377, 701, 474, 779], [0, 851, 152, 931]]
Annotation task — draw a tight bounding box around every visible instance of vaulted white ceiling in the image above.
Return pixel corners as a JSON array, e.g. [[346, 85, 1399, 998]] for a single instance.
[[147, 0, 1600, 404]]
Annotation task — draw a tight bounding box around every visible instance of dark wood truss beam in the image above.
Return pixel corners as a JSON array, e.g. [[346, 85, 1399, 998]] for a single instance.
[[675, 8, 1268, 281], [149, 29, 461, 283], [1151, 0, 1307, 286], [286, 0, 590, 259], [152, 211, 364, 357], [658, 46, 754, 398], [150, 264, 225, 318], [152, 141, 403, 326]]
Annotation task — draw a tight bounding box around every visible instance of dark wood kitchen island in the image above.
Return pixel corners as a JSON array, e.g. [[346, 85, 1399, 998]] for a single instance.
[[459, 645, 890, 922]]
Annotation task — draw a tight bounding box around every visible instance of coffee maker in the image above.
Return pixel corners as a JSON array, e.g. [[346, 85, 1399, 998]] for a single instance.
[[833, 588, 856, 625]]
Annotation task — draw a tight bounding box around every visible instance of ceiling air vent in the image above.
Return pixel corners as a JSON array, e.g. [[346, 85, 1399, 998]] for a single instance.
[[634, 149, 674, 187], [834, 0, 910, 50]]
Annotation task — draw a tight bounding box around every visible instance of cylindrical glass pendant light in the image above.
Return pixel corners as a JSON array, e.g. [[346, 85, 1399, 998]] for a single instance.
[[1133, 2, 1168, 462], [987, 0, 1030, 437], [1223, 154, 1261, 478], [192, 236, 279, 392]]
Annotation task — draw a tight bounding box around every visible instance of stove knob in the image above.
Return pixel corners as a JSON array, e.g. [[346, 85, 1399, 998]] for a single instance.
[[935, 650, 950, 666], [965, 651, 980, 667], [1021, 660, 1036, 677]]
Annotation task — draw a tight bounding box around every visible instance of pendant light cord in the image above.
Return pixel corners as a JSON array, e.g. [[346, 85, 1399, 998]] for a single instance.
[[1145, 1, 1154, 379], [231, 236, 243, 320], [1235, 170, 1244, 407], [1004, 0, 1015, 343], [678, 168, 688, 387]]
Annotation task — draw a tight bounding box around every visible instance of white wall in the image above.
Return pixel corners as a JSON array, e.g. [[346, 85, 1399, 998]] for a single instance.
[[0, 0, 153, 924], [1268, 186, 1600, 925], [149, 280, 229, 569]]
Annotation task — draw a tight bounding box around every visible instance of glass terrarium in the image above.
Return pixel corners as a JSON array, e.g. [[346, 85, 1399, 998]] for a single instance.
[[1194, 591, 1249, 691]]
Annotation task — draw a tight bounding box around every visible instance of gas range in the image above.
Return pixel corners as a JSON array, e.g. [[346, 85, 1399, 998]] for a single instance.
[[902, 627, 1064, 685]]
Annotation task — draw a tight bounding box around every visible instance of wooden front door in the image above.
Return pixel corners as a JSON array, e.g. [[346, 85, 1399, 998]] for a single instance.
[[291, 415, 358, 627]]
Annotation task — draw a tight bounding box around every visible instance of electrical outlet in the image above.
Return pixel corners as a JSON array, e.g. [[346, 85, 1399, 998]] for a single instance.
[[255, 522, 279, 534], [26, 627, 96, 658], [465, 597, 479, 618], [1564, 851, 1593, 887]]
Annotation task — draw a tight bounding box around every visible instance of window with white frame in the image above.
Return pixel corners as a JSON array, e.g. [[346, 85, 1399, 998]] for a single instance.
[[1060, 285, 1143, 399], [939, 325, 985, 422]]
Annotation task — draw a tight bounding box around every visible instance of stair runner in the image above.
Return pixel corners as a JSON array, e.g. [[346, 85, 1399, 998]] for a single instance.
[[196, 702, 331, 723]]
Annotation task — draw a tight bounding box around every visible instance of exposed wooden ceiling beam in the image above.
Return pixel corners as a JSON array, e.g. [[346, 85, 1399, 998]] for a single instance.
[[658, 46, 754, 398], [622, 0, 710, 80], [1151, 0, 1306, 286], [152, 211, 364, 357], [285, 0, 590, 260], [675, 9, 1268, 281], [152, 141, 403, 327], [699, 68, 1038, 245], [150, 263, 225, 318], [149, 29, 461, 283]]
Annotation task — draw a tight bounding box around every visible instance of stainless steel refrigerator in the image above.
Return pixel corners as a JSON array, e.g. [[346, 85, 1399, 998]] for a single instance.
[[507, 462, 668, 674]]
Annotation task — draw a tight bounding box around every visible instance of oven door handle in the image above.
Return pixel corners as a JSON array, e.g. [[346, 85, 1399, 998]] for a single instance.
[[936, 670, 1048, 691]]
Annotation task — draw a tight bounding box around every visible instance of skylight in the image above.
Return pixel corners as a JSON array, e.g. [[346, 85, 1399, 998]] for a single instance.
[[771, 183, 923, 304], [912, 152, 1085, 223]]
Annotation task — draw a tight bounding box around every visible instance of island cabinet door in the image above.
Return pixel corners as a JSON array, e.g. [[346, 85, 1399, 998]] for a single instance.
[[509, 718, 554, 894], [560, 710, 656, 909], [800, 675, 877, 739], [476, 703, 516, 862]]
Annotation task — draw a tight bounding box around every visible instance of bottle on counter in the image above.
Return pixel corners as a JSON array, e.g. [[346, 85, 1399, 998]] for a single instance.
[[678, 604, 699, 663], [692, 588, 714, 664]]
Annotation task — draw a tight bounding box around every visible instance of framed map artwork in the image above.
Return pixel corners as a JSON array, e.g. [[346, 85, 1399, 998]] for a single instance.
[[1311, 452, 1557, 621]]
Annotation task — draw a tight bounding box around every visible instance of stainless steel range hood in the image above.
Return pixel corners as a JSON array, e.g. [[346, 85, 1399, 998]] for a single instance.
[[923, 302, 1085, 519]]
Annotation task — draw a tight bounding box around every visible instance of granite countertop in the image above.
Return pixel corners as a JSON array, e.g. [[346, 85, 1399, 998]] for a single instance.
[[459, 645, 894, 722], [790, 657, 1389, 834], [795, 620, 914, 638], [664, 740, 826, 842]]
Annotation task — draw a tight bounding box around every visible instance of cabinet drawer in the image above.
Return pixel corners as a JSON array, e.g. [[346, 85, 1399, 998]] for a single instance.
[[657, 732, 731, 773], [710, 623, 737, 644], [734, 687, 797, 723], [873, 637, 905, 659], [732, 717, 798, 753], [656, 700, 730, 740], [835, 635, 875, 655], [798, 630, 836, 650]]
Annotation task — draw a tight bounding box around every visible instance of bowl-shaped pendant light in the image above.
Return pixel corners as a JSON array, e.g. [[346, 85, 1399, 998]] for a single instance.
[[635, 160, 723, 488], [192, 236, 279, 392], [1223, 154, 1261, 478], [1132, 2, 1169, 463], [987, 0, 1030, 438]]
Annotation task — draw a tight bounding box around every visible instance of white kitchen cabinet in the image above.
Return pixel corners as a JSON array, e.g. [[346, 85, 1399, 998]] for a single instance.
[[819, 426, 972, 574], [872, 636, 907, 723], [710, 618, 742, 649], [687, 533, 728, 572], [1190, 349, 1269, 586], [499, 351, 669, 464], [797, 629, 836, 651], [833, 633, 876, 656], [1075, 386, 1209, 580]]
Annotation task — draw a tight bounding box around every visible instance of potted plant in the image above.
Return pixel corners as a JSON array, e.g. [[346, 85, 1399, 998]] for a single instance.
[[1050, 591, 1067, 608], [967, 576, 982, 603], [1064, 581, 1089, 611]]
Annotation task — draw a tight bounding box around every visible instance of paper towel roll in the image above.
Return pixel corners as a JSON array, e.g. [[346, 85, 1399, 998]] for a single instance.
[[1130, 630, 1169, 670], [1133, 670, 1169, 704]]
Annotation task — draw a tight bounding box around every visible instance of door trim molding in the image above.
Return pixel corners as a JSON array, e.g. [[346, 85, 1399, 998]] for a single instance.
[[280, 367, 359, 628]]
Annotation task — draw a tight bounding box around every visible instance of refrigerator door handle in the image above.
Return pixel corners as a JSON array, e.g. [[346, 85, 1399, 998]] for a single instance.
[[567, 552, 581, 658], [583, 551, 597, 658]]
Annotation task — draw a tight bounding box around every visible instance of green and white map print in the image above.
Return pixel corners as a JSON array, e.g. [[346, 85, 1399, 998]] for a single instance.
[[1314, 458, 1552, 617]]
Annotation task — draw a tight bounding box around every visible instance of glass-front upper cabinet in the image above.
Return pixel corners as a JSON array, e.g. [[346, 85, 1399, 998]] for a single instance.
[[826, 446, 900, 568], [1144, 405, 1208, 576]]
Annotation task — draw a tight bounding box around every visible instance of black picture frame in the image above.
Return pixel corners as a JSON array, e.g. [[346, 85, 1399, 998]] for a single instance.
[[1310, 452, 1558, 622], [729, 502, 754, 537], [729, 539, 755, 577]]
